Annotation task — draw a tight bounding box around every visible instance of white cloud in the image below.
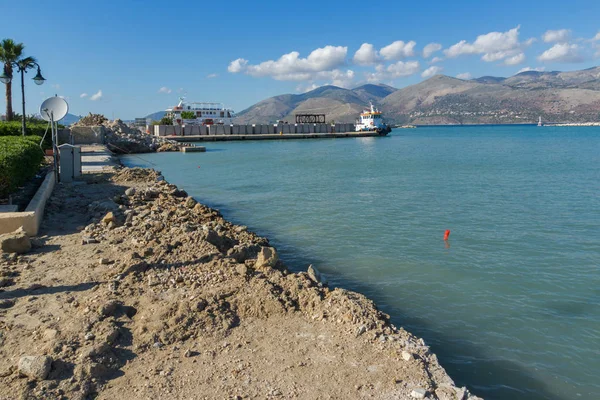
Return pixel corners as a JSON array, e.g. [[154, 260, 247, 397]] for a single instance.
[[320, 69, 355, 88], [228, 46, 348, 82], [423, 43, 442, 58], [444, 26, 525, 63], [430, 56, 443, 64], [542, 29, 571, 43], [456, 72, 472, 80], [537, 43, 584, 63], [228, 58, 248, 73], [51, 84, 60, 90], [158, 86, 172, 94], [380, 40, 416, 61], [504, 52, 525, 65], [366, 61, 420, 82], [90, 90, 102, 101], [421, 65, 443, 78], [387, 61, 420, 77], [80, 93, 88, 98], [524, 37, 537, 46], [353, 43, 379, 66], [296, 83, 321, 93], [206, 73, 218, 79], [517, 66, 545, 73], [593, 32, 600, 41]]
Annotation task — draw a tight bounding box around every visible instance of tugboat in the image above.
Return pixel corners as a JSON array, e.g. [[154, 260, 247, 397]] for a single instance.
[[355, 102, 392, 135]]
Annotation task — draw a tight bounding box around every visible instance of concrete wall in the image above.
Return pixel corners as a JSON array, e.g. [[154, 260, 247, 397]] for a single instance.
[[151, 123, 352, 136], [70, 126, 106, 144], [0, 171, 55, 236], [57, 129, 71, 145], [154, 125, 182, 136]]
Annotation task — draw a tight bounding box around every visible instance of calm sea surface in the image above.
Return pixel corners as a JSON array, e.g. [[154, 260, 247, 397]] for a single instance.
[[122, 126, 600, 400]]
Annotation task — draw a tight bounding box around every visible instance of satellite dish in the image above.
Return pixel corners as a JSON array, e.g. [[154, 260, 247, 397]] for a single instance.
[[40, 96, 69, 122]]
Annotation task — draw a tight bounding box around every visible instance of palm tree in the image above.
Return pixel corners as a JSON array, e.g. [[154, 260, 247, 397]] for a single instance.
[[0, 39, 25, 121]]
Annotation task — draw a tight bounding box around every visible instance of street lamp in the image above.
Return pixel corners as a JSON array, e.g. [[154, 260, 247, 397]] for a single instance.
[[0, 61, 45, 135]]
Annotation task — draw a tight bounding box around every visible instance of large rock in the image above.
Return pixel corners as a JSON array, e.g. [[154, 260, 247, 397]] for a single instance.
[[307, 264, 327, 284], [18, 355, 53, 380], [255, 247, 278, 269], [0, 228, 31, 254]]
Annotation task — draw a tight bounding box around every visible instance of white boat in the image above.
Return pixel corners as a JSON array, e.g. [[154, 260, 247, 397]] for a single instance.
[[166, 98, 235, 125], [355, 102, 391, 135], [538, 116, 543, 127]]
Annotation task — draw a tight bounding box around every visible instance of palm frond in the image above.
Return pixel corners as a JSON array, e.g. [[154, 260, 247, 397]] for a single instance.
[[17, 56, 37, 69]]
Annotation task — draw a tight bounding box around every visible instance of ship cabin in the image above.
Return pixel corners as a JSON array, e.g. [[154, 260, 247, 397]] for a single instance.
[[166, 99, 235, 125]]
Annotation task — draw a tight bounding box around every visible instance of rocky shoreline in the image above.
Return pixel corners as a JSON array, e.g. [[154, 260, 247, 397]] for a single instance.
[[0, 167, 482, 399]]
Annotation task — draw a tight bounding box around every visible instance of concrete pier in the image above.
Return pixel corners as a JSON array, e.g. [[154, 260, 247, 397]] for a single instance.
[[166, 132, 385, 142], [181, 146, 206, 153]]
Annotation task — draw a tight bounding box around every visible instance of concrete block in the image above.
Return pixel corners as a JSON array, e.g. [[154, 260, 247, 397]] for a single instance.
[[225, 125, 232, 135], [70, 126, 106, 144], [307, 124, 315, 133], [0, 172, 55, 236], [250, 125, 256, 134]]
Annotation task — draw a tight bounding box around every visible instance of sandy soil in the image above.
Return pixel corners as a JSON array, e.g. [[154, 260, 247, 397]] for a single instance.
[[0, 168, 480, 400]]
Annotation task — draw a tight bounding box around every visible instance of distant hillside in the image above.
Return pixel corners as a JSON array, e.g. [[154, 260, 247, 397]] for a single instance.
[[382, 67, 600, 124], [233, 66, 600, 125], [234, 84, 397, 124], [62, 113, 81, 126], [32, 112, 80, 126], [145, 111, 166, 121]]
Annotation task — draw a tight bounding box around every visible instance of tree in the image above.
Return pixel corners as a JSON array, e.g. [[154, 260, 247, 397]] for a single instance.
[[181, 111, 196, 119], [159, 116, 173, 125], [0, 39, 25, 121]]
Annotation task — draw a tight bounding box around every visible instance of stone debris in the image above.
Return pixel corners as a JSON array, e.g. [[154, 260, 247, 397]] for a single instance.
[[0, 167, 484, 400], [0, 228, 31, 254], [75, 115, 180, 154], [255, 247, 279, 270], [18, 355, 53, 380], [307, 264, 326, 284], [411, 388, 428, 399]]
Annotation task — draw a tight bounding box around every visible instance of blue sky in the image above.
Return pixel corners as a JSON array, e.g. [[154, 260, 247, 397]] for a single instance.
[[1, 0, 599, 119]]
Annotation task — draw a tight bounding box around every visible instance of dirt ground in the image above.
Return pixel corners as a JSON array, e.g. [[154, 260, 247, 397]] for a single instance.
[[0, 168, 480, 400]]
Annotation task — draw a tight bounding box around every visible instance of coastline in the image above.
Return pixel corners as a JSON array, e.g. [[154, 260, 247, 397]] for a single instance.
[[0, 164, 481, 399]]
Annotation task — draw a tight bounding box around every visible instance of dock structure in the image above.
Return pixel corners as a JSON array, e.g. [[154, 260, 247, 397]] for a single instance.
[[181, 146, 206, 152], [149, 122, 388, 142], [168, 132, 384, 143]]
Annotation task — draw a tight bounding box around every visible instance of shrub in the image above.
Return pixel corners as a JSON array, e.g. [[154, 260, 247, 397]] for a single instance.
[[0, 122, 52, 148], [159, 116, 173, 125], [0, 136, 45, 197], [181, 111, 196, 119]]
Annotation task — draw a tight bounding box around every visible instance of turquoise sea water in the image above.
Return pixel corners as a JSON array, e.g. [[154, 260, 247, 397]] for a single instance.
[[122, 126, 600, 400]]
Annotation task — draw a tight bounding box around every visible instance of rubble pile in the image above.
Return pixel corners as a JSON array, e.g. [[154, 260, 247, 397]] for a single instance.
[[74, 113, 108, 127], [102, 119, 180, 154], [0, 168, 482, 399], [74, 114, 180, 154]]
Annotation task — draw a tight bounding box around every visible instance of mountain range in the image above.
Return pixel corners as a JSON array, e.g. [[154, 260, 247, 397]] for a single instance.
[[232, 66, 600, 125]]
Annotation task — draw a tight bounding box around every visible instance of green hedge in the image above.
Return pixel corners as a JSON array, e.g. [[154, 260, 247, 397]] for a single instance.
[[0, 121, 51, 137], [0, 136, 45, 197], [0, 121, 54, 148]]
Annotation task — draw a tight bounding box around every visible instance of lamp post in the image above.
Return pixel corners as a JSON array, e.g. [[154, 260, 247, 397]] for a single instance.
[[0, 61, 45, 135]]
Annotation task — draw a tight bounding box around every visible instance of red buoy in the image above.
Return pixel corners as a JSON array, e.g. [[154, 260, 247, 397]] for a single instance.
[[444, 230, 451, 241]]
